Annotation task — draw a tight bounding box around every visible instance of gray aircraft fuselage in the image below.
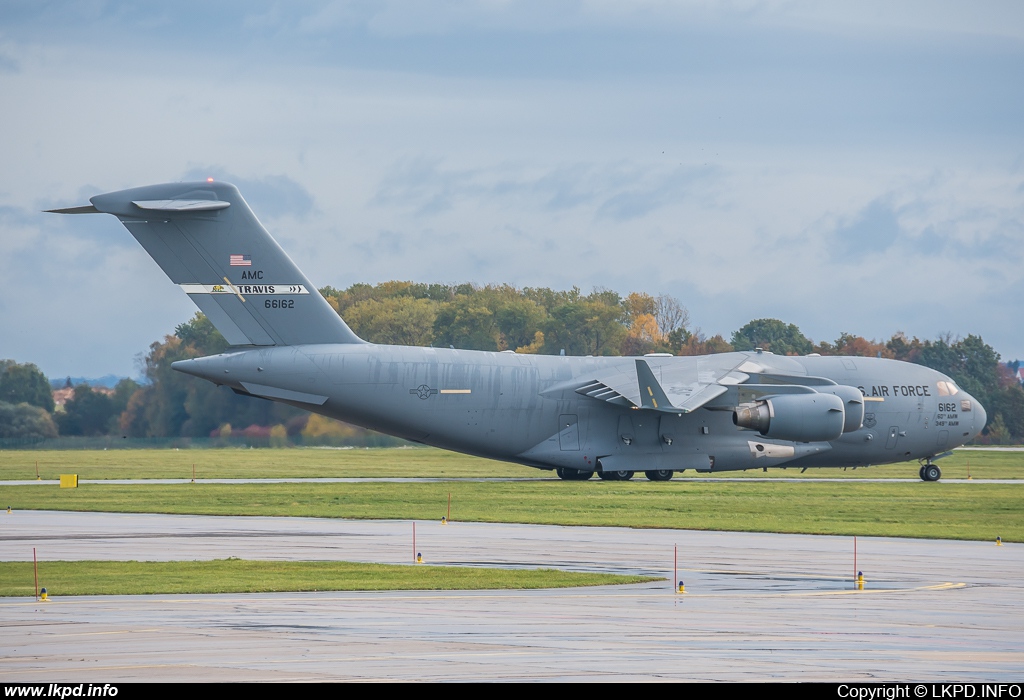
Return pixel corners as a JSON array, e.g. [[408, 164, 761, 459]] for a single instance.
[[173, 343, 985, 476], [51, 180, 987, 481]]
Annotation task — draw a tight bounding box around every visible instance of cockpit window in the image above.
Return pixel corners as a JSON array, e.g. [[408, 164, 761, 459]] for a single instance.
[[936, 381, 959, 396]]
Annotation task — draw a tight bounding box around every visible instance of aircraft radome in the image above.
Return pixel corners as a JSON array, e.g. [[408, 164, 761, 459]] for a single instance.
[[50, 181, 987, 482]]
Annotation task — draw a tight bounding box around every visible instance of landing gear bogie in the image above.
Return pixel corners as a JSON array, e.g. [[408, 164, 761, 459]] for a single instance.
[[645, 470, 673, 481], [598, 470, 634, 481], [556, 467, 593, 481], [919, 463, 941, 482]]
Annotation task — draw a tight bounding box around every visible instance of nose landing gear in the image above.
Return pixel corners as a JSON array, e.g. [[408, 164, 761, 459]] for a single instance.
[[919, 462, 941, 482]]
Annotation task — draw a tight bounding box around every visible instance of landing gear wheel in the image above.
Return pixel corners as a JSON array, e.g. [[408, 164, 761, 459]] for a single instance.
[[922, 464, 941, 482], [919, 465, 926, 480], [645, 470, 673, 481], [599, 470, 634, 481], [557, 468, 593, 481]]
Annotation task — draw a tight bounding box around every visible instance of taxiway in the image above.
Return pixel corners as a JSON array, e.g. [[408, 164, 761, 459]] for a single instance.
[[1, 511, 1021, 681]]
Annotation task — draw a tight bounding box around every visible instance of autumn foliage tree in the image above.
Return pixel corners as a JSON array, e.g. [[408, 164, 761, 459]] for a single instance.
[[0, 360, 58, 439], [119, 313, 302, 438], [730, 319, 813, 355]]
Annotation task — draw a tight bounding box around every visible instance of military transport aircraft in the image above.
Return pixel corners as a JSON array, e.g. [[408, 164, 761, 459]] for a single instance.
[[50, 181, 986, 482]]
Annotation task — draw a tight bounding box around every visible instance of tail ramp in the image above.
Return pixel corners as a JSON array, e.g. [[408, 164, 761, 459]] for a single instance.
[[49, 181, 362, 347]]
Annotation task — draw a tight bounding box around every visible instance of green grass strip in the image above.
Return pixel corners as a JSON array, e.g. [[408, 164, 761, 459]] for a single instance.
[[0, 447, 535, 481], [0, 559, 656, 597], [2, 447, 1020, 481], [3, 480, 1020, 541]]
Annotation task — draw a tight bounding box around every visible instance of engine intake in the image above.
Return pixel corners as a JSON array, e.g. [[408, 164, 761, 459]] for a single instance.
[[733, 392, 846, 443]]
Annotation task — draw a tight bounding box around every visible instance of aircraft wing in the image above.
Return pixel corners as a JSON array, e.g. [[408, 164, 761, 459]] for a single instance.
[[574, 356, 770, 413]]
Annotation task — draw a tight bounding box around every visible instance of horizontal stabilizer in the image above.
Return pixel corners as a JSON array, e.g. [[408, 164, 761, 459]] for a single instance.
[[45, 205, 99, 214]]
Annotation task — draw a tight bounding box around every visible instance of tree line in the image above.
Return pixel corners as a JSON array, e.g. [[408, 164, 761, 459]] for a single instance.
[[2, 281, 1022, 443]]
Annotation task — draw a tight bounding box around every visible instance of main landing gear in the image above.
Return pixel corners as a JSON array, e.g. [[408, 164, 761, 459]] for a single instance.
[[556, 467, 593, 481], [919, 462, 941, 482], [601, 469, 675, 481], [555, 467, 675, 481]]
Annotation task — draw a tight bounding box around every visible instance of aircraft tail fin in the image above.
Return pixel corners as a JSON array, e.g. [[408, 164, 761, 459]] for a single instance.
[[51, 181, 362, 347]]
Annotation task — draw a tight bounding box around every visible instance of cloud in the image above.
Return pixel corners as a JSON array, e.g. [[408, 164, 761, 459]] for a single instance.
[[370, 158, 467, 215], [2, 1, 1023, 374], [831, 197, 902, 258], [181, 168, 315, 219], [248, 0, 1024, 41], [0, 51, 17, 73], [0, 206, 194, 378], [371, 159, 719, 221], [351, 229, 407, 261], [594, 165, 719, 221]]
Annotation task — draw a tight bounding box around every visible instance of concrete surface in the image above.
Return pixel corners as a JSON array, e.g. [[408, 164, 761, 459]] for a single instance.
[[1, 511, 1021, 681]]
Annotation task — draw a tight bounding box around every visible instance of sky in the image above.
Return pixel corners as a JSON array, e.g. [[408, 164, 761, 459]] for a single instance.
[[1, 0, 1022, 379]]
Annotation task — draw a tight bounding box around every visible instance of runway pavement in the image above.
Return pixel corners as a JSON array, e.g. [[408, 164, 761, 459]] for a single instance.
[[1, 511, 1021, 681]]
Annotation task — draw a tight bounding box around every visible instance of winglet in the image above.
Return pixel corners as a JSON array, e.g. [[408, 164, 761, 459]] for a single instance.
[[635, 359, 675, 411]]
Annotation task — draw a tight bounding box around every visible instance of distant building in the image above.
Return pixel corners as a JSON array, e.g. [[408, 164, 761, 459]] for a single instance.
[[51, 383, 115, 411], [51, 386, 74, 410]]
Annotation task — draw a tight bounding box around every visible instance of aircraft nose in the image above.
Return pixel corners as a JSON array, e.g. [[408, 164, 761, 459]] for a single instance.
[[973, 397, 987, 439]]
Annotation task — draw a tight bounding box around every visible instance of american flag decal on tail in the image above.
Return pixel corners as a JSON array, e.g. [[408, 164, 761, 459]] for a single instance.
[[229, 254, 251, 266]]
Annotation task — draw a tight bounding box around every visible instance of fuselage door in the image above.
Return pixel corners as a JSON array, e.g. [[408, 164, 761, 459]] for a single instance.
[[885, 425, 900, 449], [559, 414, 580, 451]]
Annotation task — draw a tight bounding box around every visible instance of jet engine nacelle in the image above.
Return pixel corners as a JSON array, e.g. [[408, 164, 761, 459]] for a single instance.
[[813, 385, 865, 434], [733, 392, 846, 443]]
